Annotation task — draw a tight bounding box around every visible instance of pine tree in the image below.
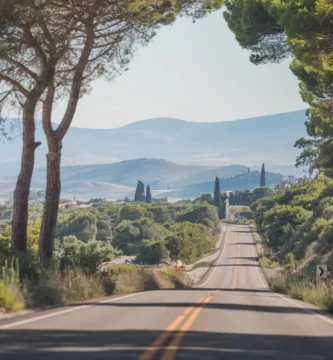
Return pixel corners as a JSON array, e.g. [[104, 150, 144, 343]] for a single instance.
[[134, 180, 145, 202], [146, 185, 152, 203], [213, 176, 221, 208], [260, 163, 266, 187]]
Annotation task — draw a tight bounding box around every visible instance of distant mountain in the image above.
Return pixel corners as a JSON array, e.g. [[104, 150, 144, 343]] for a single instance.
[[0, 110, 307, 178], [162, 171, 283, 198], [31, 159, 248, 189], [0, 158, 283, 201]]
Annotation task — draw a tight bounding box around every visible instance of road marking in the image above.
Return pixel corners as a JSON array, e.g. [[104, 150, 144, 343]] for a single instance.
[[250, 235, 268, 289], [0, 292, 145, 330], [160, 296, 212, 360], [198, 223, 228, 288], [231, 244, 240, 289], [249, 228, 333, 327], [138, 296, 206, 360]]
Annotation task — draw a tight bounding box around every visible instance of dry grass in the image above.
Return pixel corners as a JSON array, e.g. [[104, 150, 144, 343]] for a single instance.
[[270, 272, 333, 313], [98, 264, 192, 295]]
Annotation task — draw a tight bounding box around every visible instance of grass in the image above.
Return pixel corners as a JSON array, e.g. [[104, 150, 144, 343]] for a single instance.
[[0, 259, 25, 312], [0, 260, 192, 312], [259, 256, 279, 269], [27, 268, 105, 307], [269, 272, 333, 313], [98, 264, 192, 295], [191, 261, 212, 270]]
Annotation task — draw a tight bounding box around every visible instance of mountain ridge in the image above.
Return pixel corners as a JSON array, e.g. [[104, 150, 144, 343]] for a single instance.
[[0, 110, 307, 177]]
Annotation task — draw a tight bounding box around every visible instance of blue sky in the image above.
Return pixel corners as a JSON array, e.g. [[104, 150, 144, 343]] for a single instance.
[[53, 10, 306, 129]]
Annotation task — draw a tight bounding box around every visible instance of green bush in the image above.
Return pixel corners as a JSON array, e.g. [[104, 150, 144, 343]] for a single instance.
[[316, 197, 333, 216], [262, 205, 312, 251], [165, 222, 212, 264], [259, 256, 279, 269], [96, 214, 113, 241], [323, 226, 333, 245], [148, 205, 172, 224], [136, 240, 170, 265], [57, 213, 98, 242], [57, 236, 118, 274], [112, 220, 141, 255], [119, 205, 145, 221], [176, 204, 218, 226]]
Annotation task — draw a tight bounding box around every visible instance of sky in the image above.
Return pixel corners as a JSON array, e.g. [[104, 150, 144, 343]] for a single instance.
[[52, 10, 306, 129]]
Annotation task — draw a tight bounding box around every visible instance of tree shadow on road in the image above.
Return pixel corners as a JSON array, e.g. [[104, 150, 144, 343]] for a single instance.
[[0, 329, 332, 359]]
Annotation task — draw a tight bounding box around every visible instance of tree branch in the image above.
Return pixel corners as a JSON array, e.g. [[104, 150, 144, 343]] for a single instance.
[[42, 82, 56, 137], [2, 55, 39, 80], [56, 21, 95, 139], [21, 24, 48, 67], [0, 74, 29, 96]]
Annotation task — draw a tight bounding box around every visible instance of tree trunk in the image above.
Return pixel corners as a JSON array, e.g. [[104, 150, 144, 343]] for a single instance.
[[11, 102, 40, 252], [38, 138, 62, 265]]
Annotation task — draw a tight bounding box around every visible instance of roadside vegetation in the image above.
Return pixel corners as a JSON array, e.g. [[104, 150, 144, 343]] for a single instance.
[[251, 176, 333, 312], [0, 202, 217, 312]]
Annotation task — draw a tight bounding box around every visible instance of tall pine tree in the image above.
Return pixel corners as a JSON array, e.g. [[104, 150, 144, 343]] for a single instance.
[[146, 185, 152, 203], [134, 180, 146, 202], [213, 176, 221, 208], [260, 163, 266, 187]]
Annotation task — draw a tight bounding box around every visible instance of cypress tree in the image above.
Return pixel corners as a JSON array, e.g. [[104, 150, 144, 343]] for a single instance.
[[134, 180, 145, 202], [146, 185, 152, 203], [260, 163, 266, 187], [213, 176, 221, 208]]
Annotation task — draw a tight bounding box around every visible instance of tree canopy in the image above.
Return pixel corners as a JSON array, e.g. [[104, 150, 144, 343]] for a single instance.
[[224, 0, 333, 177]]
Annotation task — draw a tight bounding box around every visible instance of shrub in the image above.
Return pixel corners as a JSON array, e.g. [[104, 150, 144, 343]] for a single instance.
[[259, 256, 279, 269], [28, 268, 105, 307], [0, 281, 24, 311], [316, 197, 333, 216], [57, 237, 118, 274], [269, 272, 333, 313], [176, 204, 218, 226], [96, 214, 113, 241], [119, 205, 145, 221], [323, 226, 333, 245], [165, 222, 212, 264], [136, 241, 171, 265], [97, 264, 191, 295], [148, 205, 172, 223], [262, 205, 312, 251], [57, 213, 98, 242], [113, 220, 141, 255], [0, 259, 24, 311]]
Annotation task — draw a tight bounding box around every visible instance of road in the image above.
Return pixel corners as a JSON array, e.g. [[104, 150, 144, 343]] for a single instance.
[[1, 224, 333, 359]]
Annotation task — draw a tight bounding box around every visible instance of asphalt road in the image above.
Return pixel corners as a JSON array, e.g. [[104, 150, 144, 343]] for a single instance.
[[1, 224, 333, 359]]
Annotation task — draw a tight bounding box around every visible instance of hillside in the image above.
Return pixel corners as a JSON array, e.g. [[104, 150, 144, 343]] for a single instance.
[[31, 159, 247, 189], [0, 158, 281, 201], [0, 110, 307, 177], [161, 171, 282, 198]]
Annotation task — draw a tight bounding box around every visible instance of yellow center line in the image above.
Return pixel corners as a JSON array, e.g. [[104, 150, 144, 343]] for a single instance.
[[231, 244, 240, 289], [138, 296, 206, 360], [159, 296, 212, 360]]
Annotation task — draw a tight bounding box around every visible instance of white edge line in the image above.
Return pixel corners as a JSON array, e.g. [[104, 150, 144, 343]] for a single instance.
[[0, 292, 144, 330], [249, 228, 333, 327], [198, 223, 228, 288]]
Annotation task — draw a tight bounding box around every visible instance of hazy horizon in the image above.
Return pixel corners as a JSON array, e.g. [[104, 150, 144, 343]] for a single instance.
[[47, 11, 306, 129]]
